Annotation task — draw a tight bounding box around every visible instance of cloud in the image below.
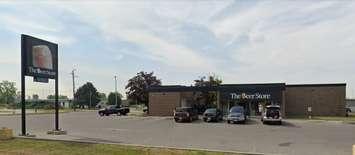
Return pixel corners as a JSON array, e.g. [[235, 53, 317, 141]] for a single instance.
[[0, 3, 77, 46], [207, 1, 355, 95], [54, 1, 235, 72]]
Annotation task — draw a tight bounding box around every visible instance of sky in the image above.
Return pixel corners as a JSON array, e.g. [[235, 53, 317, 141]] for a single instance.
[[0, 0, 355, 99]]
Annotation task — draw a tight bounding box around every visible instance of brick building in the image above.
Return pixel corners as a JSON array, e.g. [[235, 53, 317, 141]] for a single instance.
[[148, 83, 346, 117]]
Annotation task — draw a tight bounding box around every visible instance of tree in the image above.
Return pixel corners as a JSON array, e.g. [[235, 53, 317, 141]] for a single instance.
[[32, 94, 39, 100], [107, 92, 122, 106], [194, 75, 222, 87], [125, 71, 161, 109], [193, 75, 222, 113], [0, 81, 17, 105], [74, 82, 101, 109], [98, 93, 107, 101]]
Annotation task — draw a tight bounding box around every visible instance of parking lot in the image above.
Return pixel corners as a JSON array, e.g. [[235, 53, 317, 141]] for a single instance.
[[1, 111, 354, 155]]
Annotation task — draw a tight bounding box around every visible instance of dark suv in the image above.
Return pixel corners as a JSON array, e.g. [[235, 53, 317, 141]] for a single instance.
[[98, 105, 130, 116], [203, 108, 223, 122], [174, 107, 198, 122]]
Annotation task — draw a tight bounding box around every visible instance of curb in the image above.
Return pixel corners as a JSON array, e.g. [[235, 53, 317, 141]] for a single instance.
[[15, 136, 264, 155]]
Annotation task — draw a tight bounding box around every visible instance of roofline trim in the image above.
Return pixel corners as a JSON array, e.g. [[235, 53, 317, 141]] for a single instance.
[[286, 83, 346, 87]]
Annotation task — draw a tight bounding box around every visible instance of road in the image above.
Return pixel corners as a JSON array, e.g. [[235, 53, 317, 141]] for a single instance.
[[1, 111, 354, 155]]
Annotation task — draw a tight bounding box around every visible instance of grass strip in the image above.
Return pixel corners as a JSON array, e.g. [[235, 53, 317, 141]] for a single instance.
[[0, 138, 250, 155]]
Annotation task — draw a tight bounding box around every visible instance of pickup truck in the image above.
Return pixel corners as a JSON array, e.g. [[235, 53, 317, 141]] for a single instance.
[[98, 105, 130, 116]]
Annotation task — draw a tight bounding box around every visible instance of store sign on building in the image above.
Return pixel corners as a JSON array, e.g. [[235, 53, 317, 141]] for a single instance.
[[22, 35, 58, 79], [230, 93, 271, 100]]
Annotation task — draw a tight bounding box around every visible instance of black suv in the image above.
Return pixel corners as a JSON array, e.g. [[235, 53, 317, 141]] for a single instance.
[[203, 108, 223, 122], [174, 107, 198, 122], [98, 105, 130, 116]]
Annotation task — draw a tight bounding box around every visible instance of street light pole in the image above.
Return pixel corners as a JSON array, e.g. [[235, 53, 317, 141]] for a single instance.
[[114, 75, 118, 106], [70, 69, 77, 110]]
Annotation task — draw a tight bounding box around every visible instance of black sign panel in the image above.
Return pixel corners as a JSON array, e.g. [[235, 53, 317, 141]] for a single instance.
[[33, 77, 49, 83], [21, 34, 58, 79]]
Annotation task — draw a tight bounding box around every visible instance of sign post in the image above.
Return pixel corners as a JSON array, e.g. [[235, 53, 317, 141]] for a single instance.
[[21, 34, 64, 135], [20, 36, 26, 136]]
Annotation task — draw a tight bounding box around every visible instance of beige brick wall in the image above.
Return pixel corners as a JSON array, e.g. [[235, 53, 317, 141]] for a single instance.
[[285, 86, 346, 117], [149, 92, 181, 116]]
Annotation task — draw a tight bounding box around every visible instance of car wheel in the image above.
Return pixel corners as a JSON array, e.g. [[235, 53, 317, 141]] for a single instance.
[[279, 121, 282, 125], [174, 119, 179, 123], [227, 120, 230, 124], [99, 112, 104, 116], [241, 120, 246, 124], [189, 117, 193, 122]]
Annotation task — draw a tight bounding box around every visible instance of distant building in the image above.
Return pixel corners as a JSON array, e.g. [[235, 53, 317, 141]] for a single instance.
[[26, 99, 72, 108]]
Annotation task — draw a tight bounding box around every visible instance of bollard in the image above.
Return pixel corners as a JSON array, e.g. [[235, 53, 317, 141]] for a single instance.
[[0, 127, 13, 140]]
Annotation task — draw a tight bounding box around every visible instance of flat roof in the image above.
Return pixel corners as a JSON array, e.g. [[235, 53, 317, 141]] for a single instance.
[[286, 83, 346, 87], [148, 83, 286, 92], [148, 83, 346, 92]]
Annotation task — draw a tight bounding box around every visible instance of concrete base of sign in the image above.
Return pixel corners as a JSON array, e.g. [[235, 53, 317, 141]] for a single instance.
[[0, 127, 13, 140], [47, 129, 67, 135]]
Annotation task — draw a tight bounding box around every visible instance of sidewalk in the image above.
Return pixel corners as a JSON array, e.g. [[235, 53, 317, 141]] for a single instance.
[[0, 109, 73, 116]]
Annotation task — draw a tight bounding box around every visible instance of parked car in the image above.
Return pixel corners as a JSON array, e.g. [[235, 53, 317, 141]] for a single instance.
[[174, 107, 198, 122], [261, 105, 282, 125], [345, 107, 352, 117], [98, 105, 130, 116], [227, 106, 247, 124], [203, 108, 223, 122], [143, 107, 148, 113]]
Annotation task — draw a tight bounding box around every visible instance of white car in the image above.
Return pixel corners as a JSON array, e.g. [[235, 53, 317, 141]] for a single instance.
[[261, 105, 282, 125]]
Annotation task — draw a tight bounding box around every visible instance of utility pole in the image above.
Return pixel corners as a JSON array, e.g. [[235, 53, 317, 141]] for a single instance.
[[114, 75, 118, 106], [70, 69, 78, 110]]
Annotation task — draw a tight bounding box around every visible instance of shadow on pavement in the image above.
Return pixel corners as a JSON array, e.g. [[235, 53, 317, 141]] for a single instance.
[[263, 121, 300, 128]]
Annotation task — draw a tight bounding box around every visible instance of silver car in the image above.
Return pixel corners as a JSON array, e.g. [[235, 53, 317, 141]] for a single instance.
[[227, 106, 246, 124]]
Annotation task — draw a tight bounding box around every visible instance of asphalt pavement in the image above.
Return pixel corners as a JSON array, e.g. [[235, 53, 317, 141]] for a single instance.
[[0, 111, 354, 155]]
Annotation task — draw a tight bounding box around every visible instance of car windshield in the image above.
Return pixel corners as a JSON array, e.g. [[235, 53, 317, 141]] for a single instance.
[[266, 107, 280, 117], [266, 107, 280, 111], [107, 105, 116, 109], [175, 108, 191, 112], [230, 107, 243, 113], [205, 108, 216, 113]]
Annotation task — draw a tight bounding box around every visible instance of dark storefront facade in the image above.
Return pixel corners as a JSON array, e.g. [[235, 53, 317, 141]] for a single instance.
[[148, 83, 346, 117], [218, 84, 285, 116]]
